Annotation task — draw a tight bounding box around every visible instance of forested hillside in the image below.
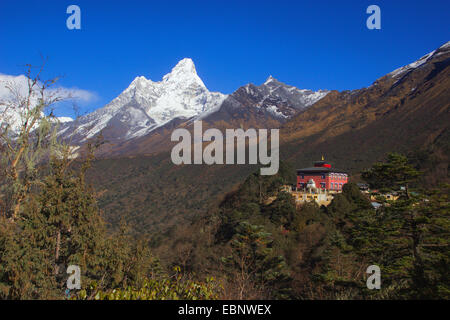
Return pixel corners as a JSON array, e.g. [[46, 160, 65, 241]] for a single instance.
[[152, 155, 449, 299], [86, 42, 450, 241]]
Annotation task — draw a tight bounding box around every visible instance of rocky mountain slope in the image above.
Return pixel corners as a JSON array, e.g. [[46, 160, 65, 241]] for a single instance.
[[208, 76, 328, 122], [280, 41, 450, 183], [57, 59, 328, 155]]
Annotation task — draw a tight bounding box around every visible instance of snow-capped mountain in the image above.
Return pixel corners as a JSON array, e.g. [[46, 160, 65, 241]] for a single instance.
[[388, 41, 450, 79], [60, 58, 227, 143], [243, 76, 328, 118], [58, 58, 331, 145], [208, 76, 329, 123]]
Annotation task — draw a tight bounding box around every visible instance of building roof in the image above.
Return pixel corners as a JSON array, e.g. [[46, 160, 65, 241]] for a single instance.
[[313, 160, 331, 167], [297, 167, 348, 174]]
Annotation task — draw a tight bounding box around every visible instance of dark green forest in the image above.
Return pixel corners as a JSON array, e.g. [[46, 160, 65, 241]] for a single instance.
[[1, 144, 448, 299], [0, 68, 448, 299]]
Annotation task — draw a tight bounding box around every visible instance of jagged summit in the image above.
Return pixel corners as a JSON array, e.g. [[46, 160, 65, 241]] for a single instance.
[[264, 75, 287, 87], [58, 58, 226, 142], [228, 75, 329, 120], [264, 75, 275, 84], [163, 58, 201, 84], [128, 58, 200, 88], [57, 57, 332, 144], [168, 58, 197, 75]]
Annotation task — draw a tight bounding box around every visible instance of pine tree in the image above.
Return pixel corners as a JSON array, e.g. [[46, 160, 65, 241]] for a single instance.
[[264, 191, 297, 229], [222, 221, 292, 299], [361, 153, 421, 195]]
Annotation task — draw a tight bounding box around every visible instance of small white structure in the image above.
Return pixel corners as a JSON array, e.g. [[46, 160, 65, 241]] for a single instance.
[[285, 180, 334, 206], [306, 179, 317, 192]]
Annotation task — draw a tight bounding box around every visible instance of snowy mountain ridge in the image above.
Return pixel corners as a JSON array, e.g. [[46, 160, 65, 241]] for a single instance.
[[389, 41, 450, 78], [232, 75, 329, 120], [61, 58, 227, 142]]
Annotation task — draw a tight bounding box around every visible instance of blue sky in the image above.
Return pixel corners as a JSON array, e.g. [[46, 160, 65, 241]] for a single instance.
[[0, 0, 449, 117]]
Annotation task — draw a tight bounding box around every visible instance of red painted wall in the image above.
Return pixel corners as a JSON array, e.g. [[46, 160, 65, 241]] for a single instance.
[[297, 173, 348, 190]]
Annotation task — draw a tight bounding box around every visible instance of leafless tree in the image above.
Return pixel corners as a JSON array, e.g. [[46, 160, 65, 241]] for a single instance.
[[0, 60, 71, 220]]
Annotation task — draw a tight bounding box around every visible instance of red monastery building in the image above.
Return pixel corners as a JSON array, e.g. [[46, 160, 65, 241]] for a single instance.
[[297, 157, 348, 191]]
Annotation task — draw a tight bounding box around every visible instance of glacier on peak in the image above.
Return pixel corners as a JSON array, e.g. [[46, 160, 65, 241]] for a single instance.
[[257, 76, 329, 113], [162, 58, 199, 83], [57, 59, 331, 144], [60, 58, 227, 142]]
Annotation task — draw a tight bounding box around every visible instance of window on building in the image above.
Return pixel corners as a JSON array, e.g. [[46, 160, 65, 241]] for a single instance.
[[339, 183, 342, 189], [320, 182, 325, 189], [321, 174, 325, 179]]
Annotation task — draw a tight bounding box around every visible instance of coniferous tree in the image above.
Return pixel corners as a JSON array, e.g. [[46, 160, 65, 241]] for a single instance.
[[222, 221, 292, 299]]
